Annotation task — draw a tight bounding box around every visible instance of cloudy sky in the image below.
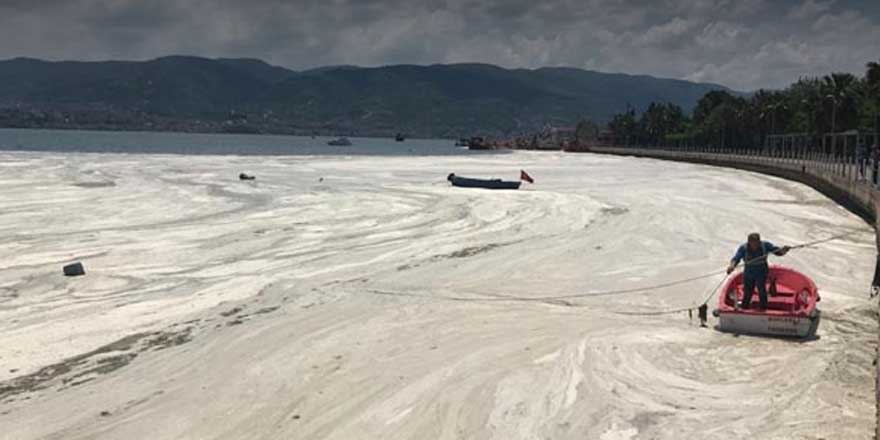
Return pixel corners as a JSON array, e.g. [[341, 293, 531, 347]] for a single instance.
[[1, 0, 878, 90]]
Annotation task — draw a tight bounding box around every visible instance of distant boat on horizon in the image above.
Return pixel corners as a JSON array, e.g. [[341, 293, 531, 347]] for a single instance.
[[466, 137, 493, 150], [395, 133, 406, 142], [327, 137, 352, 146]]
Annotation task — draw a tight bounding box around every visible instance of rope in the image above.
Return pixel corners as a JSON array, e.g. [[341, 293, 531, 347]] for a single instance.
[[370, 229, 869, 315], [571, 229, 867, 317], [584, 229, 867, 317], [788, 230, 862, 249], [609, 274, 729, 317], [512, 269, 728, 300]]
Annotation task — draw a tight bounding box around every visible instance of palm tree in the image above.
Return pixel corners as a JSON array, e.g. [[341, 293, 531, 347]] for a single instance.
[[821, 73, 860, 132], [752, 90, 769, 132], [820, 73, 861, 159], [787, 77, 822, 137]]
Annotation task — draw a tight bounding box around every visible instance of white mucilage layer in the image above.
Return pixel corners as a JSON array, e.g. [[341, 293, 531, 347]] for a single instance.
[[0, 150, 874, 439]]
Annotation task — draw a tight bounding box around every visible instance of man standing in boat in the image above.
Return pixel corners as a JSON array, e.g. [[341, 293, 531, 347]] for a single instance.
[[726, 233, 791, 310]]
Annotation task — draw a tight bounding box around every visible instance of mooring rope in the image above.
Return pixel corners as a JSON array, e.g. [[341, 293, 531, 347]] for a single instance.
[[609, 275, 729, 317], [609, 229, 868, 317], [369, 229, 869, 316]]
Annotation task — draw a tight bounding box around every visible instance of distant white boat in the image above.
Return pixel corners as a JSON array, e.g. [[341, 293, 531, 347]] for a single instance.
[[327, 137, 352, 146]]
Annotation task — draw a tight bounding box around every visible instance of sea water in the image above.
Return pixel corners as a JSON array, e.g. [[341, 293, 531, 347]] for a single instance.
[[0, 128, 497, 157]]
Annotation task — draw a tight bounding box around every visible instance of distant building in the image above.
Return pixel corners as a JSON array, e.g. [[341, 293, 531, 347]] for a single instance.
[[535, 125, 575, 150]]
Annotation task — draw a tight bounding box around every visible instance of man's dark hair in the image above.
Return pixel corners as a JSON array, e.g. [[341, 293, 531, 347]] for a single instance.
[[748, 232, 761, 242]]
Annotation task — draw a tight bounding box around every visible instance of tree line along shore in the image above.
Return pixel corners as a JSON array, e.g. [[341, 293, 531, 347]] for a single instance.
[[464, 59, 880, 152]]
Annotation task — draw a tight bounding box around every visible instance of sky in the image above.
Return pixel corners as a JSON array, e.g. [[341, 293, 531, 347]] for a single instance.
[[0, 0, 878, 91]]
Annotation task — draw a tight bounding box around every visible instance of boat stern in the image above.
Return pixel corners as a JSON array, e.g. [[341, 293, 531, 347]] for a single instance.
[[715, 309, 820, 339]]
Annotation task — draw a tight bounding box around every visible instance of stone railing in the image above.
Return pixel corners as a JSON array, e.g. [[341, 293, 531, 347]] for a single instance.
[[589, 145, 880, 437]]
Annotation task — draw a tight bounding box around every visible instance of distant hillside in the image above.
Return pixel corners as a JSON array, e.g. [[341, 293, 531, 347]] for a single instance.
[[0, 56, 733, 137]]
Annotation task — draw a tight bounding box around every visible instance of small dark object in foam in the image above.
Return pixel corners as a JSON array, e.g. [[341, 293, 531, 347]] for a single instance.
[[63, 262, 85, 277], [239, 173, 256, 181]]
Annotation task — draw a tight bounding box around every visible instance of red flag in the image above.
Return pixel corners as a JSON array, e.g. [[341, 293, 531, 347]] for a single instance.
[[520, 170, 534, 184]]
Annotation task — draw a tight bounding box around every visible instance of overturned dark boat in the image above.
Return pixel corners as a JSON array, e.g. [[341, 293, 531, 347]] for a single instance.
[[447, 173, 521, 190]]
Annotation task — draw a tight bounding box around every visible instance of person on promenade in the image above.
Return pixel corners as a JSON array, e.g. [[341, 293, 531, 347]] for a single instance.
[[874, 141, 880, 185], [726, 233, 791, 310], [857, 140, 868, 179]]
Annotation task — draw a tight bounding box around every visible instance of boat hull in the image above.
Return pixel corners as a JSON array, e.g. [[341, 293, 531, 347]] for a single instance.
[[715, 265, 821, 339], [717, 309, 820, 338], [327, 137, 352, 146], [466, 137, 493, 150], [447, 175, 520, 190]]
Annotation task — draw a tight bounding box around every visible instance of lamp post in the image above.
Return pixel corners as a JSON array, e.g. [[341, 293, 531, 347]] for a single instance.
[[801, 98, 817, 162], [825, 94, 839, 167], [763, 102, 788, 157], [763, 103, 776, 157], [769, 103, 778, 135], [801, 98, 812, 135], [826, 94, 838, 135], [866, 84, 880, 148], [772, 102, 788, 157]]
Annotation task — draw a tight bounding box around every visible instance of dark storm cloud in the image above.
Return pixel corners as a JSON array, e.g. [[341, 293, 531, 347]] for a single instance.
[[0, 0, 878, 90]]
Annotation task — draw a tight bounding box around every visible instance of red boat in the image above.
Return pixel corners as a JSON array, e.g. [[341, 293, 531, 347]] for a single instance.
[[714, 265, 821, 338]]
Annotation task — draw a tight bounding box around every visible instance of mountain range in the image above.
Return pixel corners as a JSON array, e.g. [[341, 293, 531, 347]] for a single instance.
[[0, 56, 733, 138]]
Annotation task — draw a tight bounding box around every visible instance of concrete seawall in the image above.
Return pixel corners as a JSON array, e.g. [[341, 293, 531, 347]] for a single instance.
[[590, 146, 880, 438]]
